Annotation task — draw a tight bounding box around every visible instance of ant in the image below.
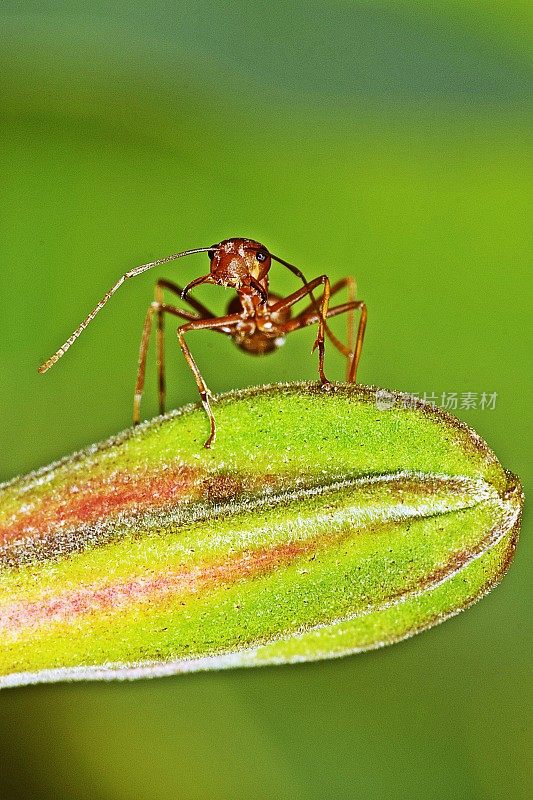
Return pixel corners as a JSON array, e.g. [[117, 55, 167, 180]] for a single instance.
[[39, 237, 367, 448]]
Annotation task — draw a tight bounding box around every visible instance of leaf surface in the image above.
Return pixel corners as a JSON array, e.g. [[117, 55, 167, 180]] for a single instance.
[[0, 383, 522, 687]]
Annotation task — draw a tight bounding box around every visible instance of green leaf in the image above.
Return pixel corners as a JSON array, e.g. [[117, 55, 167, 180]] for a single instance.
[[0, 383, 522, 687]]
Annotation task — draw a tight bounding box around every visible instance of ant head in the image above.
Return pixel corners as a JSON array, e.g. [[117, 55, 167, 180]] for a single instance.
[[208, 238, 271, 288]]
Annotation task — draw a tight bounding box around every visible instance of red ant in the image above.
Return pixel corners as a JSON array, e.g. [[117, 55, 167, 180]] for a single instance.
[[39, 237, 367, 448]]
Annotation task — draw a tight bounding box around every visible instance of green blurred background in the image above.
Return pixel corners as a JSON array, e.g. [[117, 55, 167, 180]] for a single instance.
[[0, 2, 531, 798]]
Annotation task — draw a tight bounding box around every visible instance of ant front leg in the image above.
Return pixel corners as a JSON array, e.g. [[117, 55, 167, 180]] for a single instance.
[[152, 279, 218, 415], [290, 277, 364, 381], [286, 297, 367, 383], [176, 314, 242, 449], [134, 301, 200, 425], [289, 277, 354, 359], [270, 276, 331, 385]]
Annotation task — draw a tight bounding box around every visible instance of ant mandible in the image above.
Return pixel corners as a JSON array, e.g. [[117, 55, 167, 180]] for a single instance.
[[39, 237, 367, 448]]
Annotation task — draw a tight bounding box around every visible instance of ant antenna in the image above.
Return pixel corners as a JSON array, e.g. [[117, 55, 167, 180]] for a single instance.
[[271, 250, 325, 317], [270, 253, 309, 285], [38, 247, 214, 374]]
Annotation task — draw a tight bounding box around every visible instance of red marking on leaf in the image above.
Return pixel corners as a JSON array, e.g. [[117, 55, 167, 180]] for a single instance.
[[0, 466, 202, 545], [0, 540, 314, 636]]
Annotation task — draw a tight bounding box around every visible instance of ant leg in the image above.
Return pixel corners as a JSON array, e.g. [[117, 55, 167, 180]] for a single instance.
[[347, 300, 367, 382], [291, 277, 356, 370], [284, 299, 367, 383], [270, 254, 357, 374], [269, 276, 331, 385], [156, 294, 164, 414], [133, 303, 200, 425], [322, 300, 366, 382], [270, 256, 345, 358], [155, 278, 217, 318], [153, 279, 218, 415], [176, 314, 243, 449], [344, 277, 355, 373], [314, 277, 331, 385]]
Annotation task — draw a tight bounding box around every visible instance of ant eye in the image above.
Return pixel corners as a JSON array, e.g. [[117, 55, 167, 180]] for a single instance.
[[208, 248, 216, 261], [256, 250, 268, 263]]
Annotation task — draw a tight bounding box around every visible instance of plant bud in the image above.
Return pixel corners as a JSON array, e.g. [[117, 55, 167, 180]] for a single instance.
[[0, 384, 522, 687]]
